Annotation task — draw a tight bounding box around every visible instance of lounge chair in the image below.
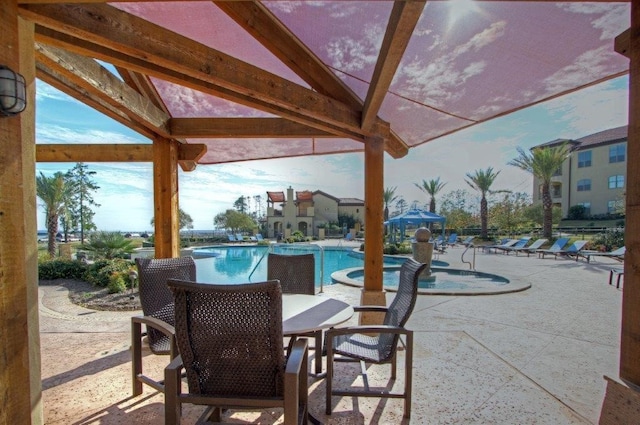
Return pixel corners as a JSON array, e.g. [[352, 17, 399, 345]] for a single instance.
[[460, 236, 474, 246], [495, 237, 531, 254], [447, 233, 458, 246], [507, 238, 547, 256], [583, 246, 625, 263], [165, 279, 308, 425], [255, 233, 264, 242], [608, 267, 624, 288], [557, 240, 589, 261], [325, 258, 428, 419], [226, 234, 236, 242], [536, 237, 569, 259], [267, 253, 323, 374], [131, 257, 196, 396], [483, 238, 518, 254], [235, 233, 245, 242]]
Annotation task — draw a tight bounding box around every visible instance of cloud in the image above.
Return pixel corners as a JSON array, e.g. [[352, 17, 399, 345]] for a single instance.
[[36, 125, 146, 145]]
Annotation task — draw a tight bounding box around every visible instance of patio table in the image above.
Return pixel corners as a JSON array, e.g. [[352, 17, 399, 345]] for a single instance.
[[282, 294, 354, 336]]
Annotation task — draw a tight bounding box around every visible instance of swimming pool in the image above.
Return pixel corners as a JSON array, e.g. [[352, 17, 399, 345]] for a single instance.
[[193, 245, 373, 287]]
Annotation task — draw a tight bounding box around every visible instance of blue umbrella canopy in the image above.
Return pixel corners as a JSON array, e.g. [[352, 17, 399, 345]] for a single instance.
[[384, 209, 446, 242]]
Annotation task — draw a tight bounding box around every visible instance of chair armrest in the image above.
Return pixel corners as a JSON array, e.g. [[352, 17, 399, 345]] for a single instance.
[[132, 315, 175, 337], [353, 305, 388, 313], [284, 339, 308, 421], [326, 325, 409, 338]]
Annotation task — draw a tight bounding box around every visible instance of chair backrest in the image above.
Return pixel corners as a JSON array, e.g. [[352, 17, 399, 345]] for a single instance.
[[378, 258, 427, 360], [612, 246, 626, 255], [548, 237, 569, 251], [566, 240, 588, 252], [267, 253, 315, 295], [136, 257, 196, 348], [227, 234, 236, 242], [448, 233, 458, 244], [168, 279, 285, 398], [527, 239, 547, 250], [512, 238, 530, 248]]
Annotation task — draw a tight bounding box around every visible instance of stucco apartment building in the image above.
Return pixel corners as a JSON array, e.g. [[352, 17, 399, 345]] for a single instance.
[[532, 125, 627, 218], [265, 186, 365, 238]]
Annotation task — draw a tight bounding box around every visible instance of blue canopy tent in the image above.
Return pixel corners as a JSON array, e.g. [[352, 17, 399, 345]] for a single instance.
[[384, 209, 446, 243]]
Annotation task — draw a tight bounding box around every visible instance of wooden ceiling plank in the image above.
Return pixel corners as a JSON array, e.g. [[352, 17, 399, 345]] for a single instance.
[[32, 25, 374, 142], [36, 42, 171, 137], [362, 1, 425, 132], [170, 117, 332, 138], [20, 3, 372, 137], [217, 1, 409, 158]]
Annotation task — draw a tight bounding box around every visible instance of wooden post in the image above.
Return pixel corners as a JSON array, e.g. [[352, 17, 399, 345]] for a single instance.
[[152, 137, 180, 258], [620, 1, 640, 386], [361, 136, 386, 324], [0, 1, 42, 423]]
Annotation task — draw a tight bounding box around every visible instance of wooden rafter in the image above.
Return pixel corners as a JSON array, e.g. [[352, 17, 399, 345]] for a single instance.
[[36, 143, 207, 164], [116, 67, 170, 115], [362, 1, 425, 132], [36, 42, 172, 137], [20, 3, 393, 143], [170, 117, 332, 138], [35, 60, 157, 140], [216, 0, 409, 158]]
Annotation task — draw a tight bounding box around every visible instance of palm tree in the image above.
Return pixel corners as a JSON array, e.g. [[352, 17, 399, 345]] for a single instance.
[[508, 144, 570, 239], [383, 186, 398, 222], [415, 178, 447, 213], [36, 172, 73, 257], [465, 167, 501, 239]]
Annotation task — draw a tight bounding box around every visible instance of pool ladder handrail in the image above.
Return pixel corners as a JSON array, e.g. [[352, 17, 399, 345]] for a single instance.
[[247, 244, 274, 281], [461, 243, 476, 270]]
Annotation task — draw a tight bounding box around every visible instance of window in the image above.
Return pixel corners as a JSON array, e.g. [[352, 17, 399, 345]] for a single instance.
[[552, 167, 562, 177], [608, 175, 624, 189], [578, 202, 591, 216], [577, 179, 591, 192], [609, 144, 626, 163], [578, 151, 592, 168], [608, 200, 621, 214]]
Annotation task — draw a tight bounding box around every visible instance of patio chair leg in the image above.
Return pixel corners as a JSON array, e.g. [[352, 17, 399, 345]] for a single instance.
[[132, 321, 143, 396]]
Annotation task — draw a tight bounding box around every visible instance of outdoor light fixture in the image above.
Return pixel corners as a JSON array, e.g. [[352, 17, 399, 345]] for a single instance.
[[0, 65, 27, 116]]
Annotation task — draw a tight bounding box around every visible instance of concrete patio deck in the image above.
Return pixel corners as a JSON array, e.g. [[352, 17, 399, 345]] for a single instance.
[[39, 243, 623, 424]]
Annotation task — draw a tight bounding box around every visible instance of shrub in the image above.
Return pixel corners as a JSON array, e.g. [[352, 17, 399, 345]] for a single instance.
[[107, 272, 128, 294], [38, 259, 87, 280], [591, 228, 625, 252], [83, 259, 135, 287], [80, 231, 136, 259]]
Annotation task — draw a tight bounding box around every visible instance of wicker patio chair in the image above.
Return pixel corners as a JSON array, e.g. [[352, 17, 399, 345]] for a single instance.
[[165, 279, 309, 425], [325, 258, 427, 418], [267, 253, 323, 374], [131, 256, 196, 396]]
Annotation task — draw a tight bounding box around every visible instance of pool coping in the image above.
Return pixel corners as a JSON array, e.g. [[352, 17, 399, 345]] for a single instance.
[[331, 266, 531, 296]]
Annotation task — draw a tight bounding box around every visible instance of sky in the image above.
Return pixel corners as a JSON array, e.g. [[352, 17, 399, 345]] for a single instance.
[[34, 75, 629, 232]]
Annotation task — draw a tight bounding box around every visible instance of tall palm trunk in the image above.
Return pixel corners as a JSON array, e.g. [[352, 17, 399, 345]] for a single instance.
[[47, 213, 59, 257], [480, 195, 488, 239], [542, 183, 553, 238]]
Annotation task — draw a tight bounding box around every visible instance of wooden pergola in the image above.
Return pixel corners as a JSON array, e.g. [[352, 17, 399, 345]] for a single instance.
[[1, 1, 638, 423]]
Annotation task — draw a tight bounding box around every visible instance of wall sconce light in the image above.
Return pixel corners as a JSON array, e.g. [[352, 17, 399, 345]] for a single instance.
[[0, 65, 27, 116]]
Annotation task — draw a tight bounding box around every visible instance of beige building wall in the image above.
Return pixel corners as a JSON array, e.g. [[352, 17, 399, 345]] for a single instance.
[[338, 205, 366, 226], [532, 132, 627, 218], [313, 193, 339, 226]]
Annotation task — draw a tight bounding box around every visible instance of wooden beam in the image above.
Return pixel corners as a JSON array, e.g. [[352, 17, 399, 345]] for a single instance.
[[620, 1, 640, 386], [115, 67, 170, 114], [616, 28, 631, 58], [20, 4, 393, 142], [153, 138, 180, 258], [0, 2, 42, 424], [36, 143, 206, 166], [169, 117, 332, 138], [35, 42, 172, 137], [216, 1, 409, 158], [32, 25, 384, 144], [361, 1, 425, 131]]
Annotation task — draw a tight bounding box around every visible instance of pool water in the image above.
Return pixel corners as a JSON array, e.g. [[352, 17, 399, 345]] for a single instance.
[[193, 245, 374, 286]]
